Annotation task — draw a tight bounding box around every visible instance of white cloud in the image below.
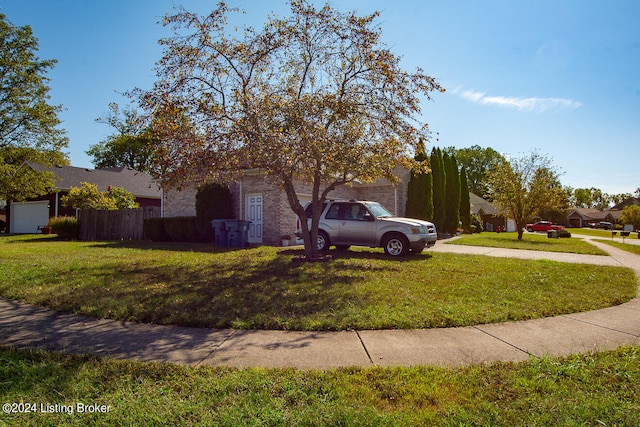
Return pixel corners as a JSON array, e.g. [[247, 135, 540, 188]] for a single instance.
[[457, 89, 582, 113]]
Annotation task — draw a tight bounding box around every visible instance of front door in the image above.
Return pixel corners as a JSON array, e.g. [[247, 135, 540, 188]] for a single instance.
[[245, 194, 263, 244]]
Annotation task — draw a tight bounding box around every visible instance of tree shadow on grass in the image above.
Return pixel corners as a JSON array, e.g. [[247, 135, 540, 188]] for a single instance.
[[88, 240, 226, 254], [29, 243, 436, 331], [278, 247, 433, 263]]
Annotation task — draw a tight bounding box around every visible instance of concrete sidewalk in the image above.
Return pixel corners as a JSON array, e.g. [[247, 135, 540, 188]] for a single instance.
[[1, 237, 639, 369]]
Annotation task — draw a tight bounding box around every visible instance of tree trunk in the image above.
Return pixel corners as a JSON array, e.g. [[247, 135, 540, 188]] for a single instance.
[[282, 177, 322, 260], [516, 220, 525, 240]]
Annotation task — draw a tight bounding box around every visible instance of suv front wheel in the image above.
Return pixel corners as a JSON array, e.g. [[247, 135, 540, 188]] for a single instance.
[[382, 233, 410, 256]]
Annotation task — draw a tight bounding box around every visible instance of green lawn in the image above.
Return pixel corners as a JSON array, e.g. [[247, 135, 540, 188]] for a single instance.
[[595, 239, 640, 256], [447, 231, 609, 255], [1, 346, 639, 426], [569, 227, 624, 238], [1, 235, 636, 331]]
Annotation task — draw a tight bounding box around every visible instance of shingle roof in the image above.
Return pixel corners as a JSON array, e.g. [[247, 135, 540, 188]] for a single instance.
[[568, 208, 609, 221], [25, 162, 162, 199], [469, 193, 499, 215]]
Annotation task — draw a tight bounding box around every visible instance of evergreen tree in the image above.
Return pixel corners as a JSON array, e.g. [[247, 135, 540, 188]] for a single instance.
[[459, 167, 472, 233], [425, 159, 434, 221], [431, 148, 446, 233], [444, 153, 460, 233], [404, 141, 432, 220]]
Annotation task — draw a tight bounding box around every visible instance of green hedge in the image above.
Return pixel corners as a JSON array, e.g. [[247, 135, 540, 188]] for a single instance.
[[143, 217, 213, 243], [143, 218, 169, 242]]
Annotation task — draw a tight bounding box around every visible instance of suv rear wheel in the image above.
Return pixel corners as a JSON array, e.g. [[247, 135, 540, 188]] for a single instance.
[[382, 233, 410, 256], [317, 230, 330, 251]]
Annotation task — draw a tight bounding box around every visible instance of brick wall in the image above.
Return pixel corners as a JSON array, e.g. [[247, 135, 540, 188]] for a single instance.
[[163, 167, 412, 246], [163, 184, 197, 218]]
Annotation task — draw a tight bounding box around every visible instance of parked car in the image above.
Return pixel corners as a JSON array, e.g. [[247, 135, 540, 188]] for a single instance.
[[594, 221, 614, 230], [525, 221, 565, 232], [297, 200, 437, 256]]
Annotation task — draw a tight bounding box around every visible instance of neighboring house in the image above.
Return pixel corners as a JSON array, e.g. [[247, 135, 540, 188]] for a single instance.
[[7, 162, 162, 234], [566, 199, 640, 228], [567, 208, 614, 228], [469, 193, 516, 232], [611, 197, 640, 211], [163, 167, 411, 246]]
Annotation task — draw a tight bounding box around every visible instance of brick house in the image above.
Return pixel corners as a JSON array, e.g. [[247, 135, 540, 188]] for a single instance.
[[468, 193, 515, 232], [567, 208, 615, 228], [6, 162, 162, 234], [567, 198, 639, 228], [163, 167, 411, 246]]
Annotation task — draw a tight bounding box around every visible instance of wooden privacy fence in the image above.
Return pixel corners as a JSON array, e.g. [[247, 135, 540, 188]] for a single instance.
[[78, 206, 161, 241]]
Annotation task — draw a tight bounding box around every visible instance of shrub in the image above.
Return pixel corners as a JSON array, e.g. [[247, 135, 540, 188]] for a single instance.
[[471, 213, 484, 233], [61, 182, 138, 210], [196, 183, 234, 222], [48, 216, 79, 239]]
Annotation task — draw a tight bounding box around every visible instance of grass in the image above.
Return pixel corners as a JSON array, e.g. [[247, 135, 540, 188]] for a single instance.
[[1, 346, 639, 426], [447, 231, 609, 255], [595, 239, 640, 256], [569, 227, 625, 238], [0, 234, 637, 331]]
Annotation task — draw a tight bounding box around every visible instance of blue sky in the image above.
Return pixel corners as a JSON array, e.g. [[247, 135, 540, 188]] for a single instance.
[[2, 0, 639, 194]]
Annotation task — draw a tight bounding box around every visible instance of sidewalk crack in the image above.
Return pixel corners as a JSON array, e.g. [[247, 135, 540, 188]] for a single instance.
[[194, 330, 238, 367], [355, 330, 376, 366], [472, 326, 537, 359]]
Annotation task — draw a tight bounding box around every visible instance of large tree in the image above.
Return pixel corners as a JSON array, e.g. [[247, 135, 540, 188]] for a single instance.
[[0, 146, 68, 202], [452, 145, 505, 199], [485, 151, 569, 240], [619, 205, 640, 230], [0, 14, 68, 201], [138, 1, 443, 259], [572, 187, 611, 210], [87, 103, 159, 175]]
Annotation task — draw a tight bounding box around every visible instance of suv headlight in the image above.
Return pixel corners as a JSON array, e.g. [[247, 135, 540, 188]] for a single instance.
[[410, 226, 426, 234]]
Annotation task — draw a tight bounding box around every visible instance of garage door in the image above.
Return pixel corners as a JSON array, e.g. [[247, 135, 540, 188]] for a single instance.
[[10, 201, 49, 233]]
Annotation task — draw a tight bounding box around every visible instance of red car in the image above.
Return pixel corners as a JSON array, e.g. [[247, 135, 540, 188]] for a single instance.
[[526, 221, 565, 232]]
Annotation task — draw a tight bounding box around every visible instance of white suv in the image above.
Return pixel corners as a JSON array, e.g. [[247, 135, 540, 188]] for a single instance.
[[298, 200, 437, 256]]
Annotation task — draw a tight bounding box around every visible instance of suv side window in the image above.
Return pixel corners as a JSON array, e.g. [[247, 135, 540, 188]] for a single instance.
[[325, 203, 341, 220], [342, 203, 368, 221], [304, 202, 327, 219]]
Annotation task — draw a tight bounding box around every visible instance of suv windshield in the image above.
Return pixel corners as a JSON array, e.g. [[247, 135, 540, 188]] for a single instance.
[[365, 202, 393, 218]]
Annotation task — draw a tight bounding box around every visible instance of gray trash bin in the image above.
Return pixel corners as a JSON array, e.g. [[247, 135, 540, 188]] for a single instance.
[[225, 220, 251, 248], [547, 230, 558, 238], [211, 219, 229, 246]]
